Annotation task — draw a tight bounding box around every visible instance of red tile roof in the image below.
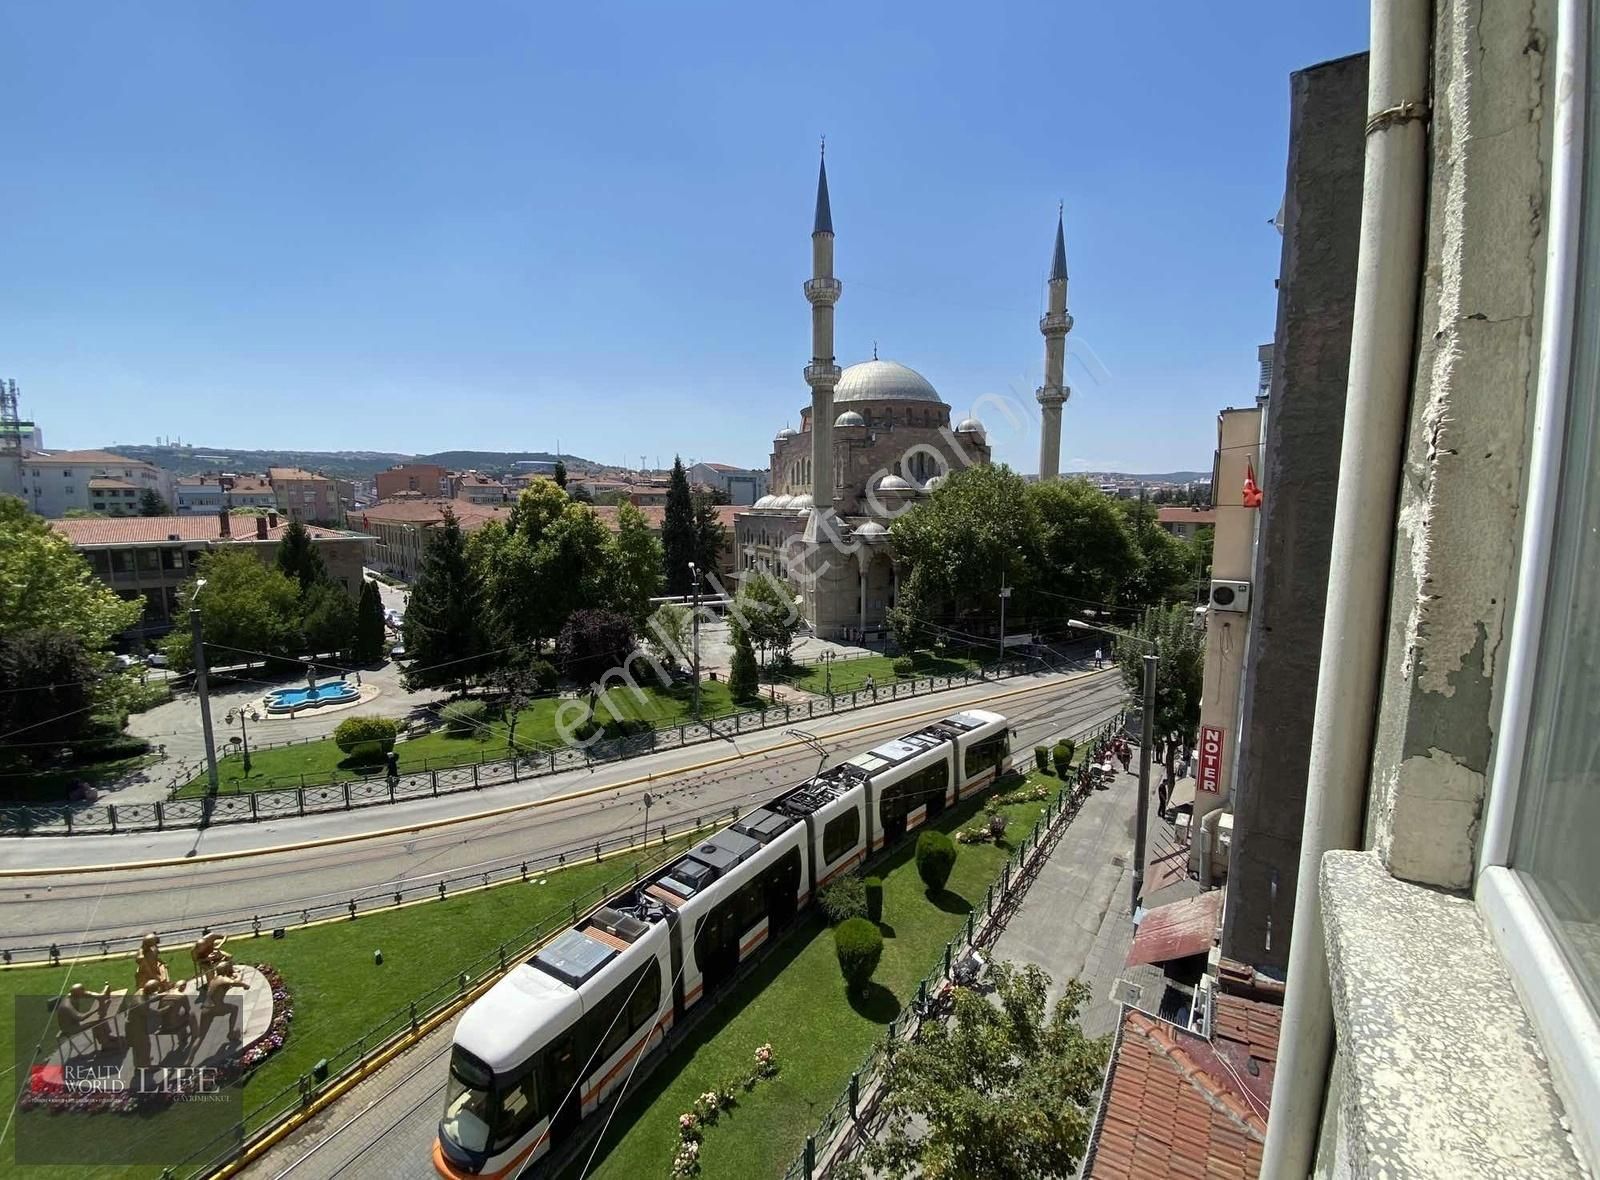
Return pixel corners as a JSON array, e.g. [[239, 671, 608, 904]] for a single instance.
[[50, 515, 348, 546], [1126, 890, 1222, 968], [354, 499, 512, 529], [1085, 1008, 1270, 1180]]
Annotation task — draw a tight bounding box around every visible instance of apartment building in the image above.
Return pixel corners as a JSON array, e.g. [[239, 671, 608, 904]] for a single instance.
[[450, 471, 509, 505], [267, 467, 340, 524], [173, 474, 277, 515], [374, 463, 448, 501], [0, 449, 174, 517]]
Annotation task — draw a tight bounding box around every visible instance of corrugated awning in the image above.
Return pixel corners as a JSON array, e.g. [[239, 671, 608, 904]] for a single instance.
[[1126, 890, 1223, 968]]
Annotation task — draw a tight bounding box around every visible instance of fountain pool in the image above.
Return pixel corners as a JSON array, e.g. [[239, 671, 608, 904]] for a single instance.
[[264, 680, 360, 714]]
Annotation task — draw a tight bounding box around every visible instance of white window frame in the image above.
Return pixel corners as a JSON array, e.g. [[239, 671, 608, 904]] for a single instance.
[[1477, 0, 1600, 1166]]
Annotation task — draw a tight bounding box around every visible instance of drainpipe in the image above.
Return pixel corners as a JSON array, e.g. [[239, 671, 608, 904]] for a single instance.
[[1260, 0, 1430, 1174]]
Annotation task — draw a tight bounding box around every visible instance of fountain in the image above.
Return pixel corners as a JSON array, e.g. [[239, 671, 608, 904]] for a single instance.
[[263, 664, 360, 714]]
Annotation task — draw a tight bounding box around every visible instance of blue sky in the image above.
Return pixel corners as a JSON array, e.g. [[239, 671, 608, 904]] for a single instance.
[[3, 1, 1368, 474]]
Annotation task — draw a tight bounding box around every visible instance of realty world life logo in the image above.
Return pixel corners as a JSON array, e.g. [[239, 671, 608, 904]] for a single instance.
[[29, 1062, 225, 1097]]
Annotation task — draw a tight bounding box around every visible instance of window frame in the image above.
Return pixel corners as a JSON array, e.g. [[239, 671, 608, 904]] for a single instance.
[[1477, 0, 1600, 1164]]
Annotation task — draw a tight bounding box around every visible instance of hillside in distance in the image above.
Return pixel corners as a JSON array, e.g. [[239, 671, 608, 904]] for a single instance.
[[99, 444, 597, 479]]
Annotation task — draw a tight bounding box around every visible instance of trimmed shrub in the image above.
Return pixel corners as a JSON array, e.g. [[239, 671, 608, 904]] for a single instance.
[[528, 659, 559, 694], [818, 875, 868, 924], [1052, 740, 1074, 779], [834, 917, 883, 993], [1034, 745, 1050, 773], [441, 699, 488, 737], [864, 876, 884, 923], [74, 733, 151, 762], [891, 656, 916, 677], [333, 716, 398, 757], [916, 829, 958, 894]]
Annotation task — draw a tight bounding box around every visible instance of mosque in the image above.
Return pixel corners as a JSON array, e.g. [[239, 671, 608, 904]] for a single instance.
[[733, 150, 1073, 641]]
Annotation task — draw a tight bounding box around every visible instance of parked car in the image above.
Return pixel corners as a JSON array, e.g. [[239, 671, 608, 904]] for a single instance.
[[114, 653, 142, 669], [388, 644, 407, 662], [146, 652, 170, 668]]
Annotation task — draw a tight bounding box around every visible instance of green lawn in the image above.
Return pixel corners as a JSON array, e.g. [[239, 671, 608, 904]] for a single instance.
[[778, 650, 984, 697], [177, 681, 754, 797], [570, 770, 1064, 1180], [0, 836, 697, 1180]]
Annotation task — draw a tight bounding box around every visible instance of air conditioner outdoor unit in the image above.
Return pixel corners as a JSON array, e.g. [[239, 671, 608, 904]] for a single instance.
[[1209, 579, 1251, 613]]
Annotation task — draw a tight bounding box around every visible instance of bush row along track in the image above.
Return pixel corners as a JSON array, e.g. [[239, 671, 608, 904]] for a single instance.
[[233, 695, 1126, 1180], [0, 672, 1122, 963]]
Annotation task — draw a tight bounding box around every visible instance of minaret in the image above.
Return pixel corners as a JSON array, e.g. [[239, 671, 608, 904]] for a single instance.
[[803, 143, 842, 518], [1036, 207, 1073, 480]]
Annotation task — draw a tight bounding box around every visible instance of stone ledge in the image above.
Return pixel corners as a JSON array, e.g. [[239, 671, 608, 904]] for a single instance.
[[1321, 850, 1587, 1179]]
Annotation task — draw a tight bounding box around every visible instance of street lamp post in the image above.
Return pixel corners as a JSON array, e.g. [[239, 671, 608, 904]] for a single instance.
[[224, 706, 261, 775], [189, 579, 219, 793], [998, 570, 1013, 671], [688, 562, 701, 724], [1068, 618, 1158, 913], [822, 650, 835, 697]]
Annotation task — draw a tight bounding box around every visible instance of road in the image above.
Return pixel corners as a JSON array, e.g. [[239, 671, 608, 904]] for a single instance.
[[0, 670, 1124, 950]]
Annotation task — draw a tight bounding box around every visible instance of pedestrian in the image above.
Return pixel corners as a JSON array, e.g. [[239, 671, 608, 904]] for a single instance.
[[1094, 647, 1103, 669], [1118, 744, 1132, 773], [385, 749, 399, 785]]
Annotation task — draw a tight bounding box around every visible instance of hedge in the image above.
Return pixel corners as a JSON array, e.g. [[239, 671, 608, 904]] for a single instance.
[[441, 699, 488, 737], [891, 656, 916, 677], [864, 876, 884, 923], [1052, 740, 1076, 778], [333, 716, 398, 758], [834, 917, 883, 993], [818, 876, 868, 924], [915, 829, 958, 894], [1034, 745, 1050, 773]]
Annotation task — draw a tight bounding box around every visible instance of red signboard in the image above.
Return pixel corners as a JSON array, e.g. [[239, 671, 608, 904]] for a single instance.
[[1197, 724, 1224, 794]]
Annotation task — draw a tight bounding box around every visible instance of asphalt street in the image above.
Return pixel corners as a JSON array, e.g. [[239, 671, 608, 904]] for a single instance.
[[1, 670, 1125, 949]]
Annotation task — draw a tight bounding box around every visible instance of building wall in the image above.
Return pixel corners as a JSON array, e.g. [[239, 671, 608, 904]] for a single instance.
[[1191, 406, 1262, 869], [376, 465, 447, 501], [272, 475, 339, 524], [1224, 51, 1367, 973], [8, 457, 171, 517]]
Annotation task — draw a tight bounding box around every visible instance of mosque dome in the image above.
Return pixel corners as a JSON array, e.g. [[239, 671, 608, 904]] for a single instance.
[[790, 493, 814, 510], [955, 417, 986, 437], [876, 474, 917, 495], [776, 427, 797, 441], [754, 495, 778, 509], [923, 473, 947, 492], [834, 410, 866, 428], [834, 360, 944, 405], [853, 520, 889, 539], [770, 494, 795, 509]]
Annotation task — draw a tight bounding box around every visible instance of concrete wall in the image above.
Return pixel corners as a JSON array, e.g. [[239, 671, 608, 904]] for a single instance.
[[1362, 0, 1552, 890], [1223, 51, 1367, 973]]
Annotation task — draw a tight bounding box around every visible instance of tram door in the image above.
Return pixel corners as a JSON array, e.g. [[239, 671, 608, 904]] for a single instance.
[[763, 849, 801, 933], [879, 782, 909, 846], [693, 909, 739, 997], [545, 1034, 582, 1145]]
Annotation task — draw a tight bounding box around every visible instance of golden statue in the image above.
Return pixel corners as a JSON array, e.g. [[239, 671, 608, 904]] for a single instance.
[[191, 932, 229, 984], [134, 933, 175, 994], [195, 964, 250, 1046], [55, 983, 117, 1053]]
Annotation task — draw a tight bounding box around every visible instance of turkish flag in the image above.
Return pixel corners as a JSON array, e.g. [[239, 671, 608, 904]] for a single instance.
[[1242, 460, 1263, 508]]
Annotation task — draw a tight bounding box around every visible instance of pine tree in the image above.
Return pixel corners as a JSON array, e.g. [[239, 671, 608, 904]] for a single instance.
[[729, 623, 760, 702], [402, 506, 487, 692], [661, 456, 696, 596], [275, 519, 327, 593], [554, 459, 568, 488], [355, 579, 386, 663]]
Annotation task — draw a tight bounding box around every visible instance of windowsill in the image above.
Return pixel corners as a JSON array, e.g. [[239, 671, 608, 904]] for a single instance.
[[1320, 850, 1587, 1178]]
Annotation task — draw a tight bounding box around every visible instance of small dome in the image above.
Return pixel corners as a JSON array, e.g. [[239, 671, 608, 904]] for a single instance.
[[753, 495, 778, 508], [775, 427, 797, 441], [768, 494, 793, 509], [834, 410, 866, 428], [923, 474, 947, 492], [876, 474, 916, 495], [955, 418, 986, 437], [790, 493, 814, 510], [853, 520, 888, 538]]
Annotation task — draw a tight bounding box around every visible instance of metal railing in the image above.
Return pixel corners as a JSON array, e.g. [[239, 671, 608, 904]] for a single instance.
[[781, 715, 1124, 1180], [0, 663, 1051, 838]]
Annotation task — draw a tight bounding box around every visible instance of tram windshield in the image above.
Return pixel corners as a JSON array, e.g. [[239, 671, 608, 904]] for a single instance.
[[442, 1050, 495, 1153]]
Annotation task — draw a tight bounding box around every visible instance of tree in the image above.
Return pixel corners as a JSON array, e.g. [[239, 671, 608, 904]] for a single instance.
[[1119, 603, 1206, 779], [645, 602, 692, 668], [556, 609, 635, 703], [834, 917, 884, 995], [275, 519, 328, 594], [728, 624, 759, 702], [611, 502, 664, 626], [553, 459, 568, 489], [732, 571, 800, 667], [1028, 479, 1139, 617], [888, 465, 1040, 644], [160, 548, 301, 672], [915, 830, 958, 894], [0, 496, 142, 649], [661, 456, 696, 596], [354, 579, 386, 663], [570, 484, 594, 504], [137, 488, 170, 516], [851, 962, 1107, 1180], [691, 498, 727, 578], [1121, 524, 1195, 608], [0, 629, 96, 749], [300, 580, 357, 657], [403, 506, 488, 692]]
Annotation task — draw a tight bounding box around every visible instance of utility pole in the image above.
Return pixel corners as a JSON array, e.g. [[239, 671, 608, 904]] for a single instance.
[[689, 562, 701, 723], [997, 569, 1012, 670], [190, 602, 219, 793], [1134, 652, 1158, 913]]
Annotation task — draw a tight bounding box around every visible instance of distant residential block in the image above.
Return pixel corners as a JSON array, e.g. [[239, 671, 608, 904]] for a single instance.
[[0, 449, 174, 517]]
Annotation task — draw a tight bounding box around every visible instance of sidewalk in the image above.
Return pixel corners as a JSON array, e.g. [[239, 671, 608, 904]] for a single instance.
[[989, 746, 1189, 1039]]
